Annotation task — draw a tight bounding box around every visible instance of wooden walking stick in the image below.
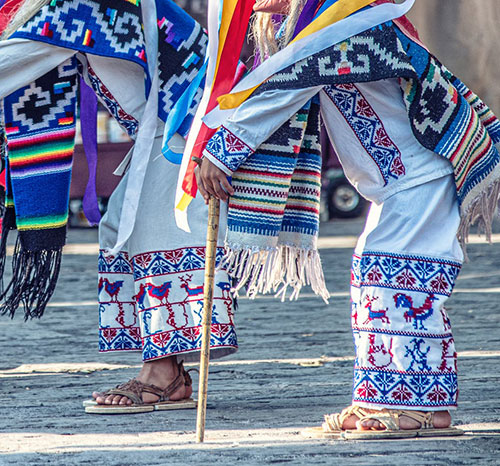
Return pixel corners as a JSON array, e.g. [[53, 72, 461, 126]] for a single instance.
[[196, 195, 220, 443]]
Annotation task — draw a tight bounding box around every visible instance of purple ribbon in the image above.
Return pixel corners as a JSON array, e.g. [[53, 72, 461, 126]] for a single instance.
[[293, 0, 319, 38], [79, 76, 101, 225]]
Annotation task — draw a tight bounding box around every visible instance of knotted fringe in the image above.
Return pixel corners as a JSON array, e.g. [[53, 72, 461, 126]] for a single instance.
[[219, 245, 330, 303], [457, 176, 500, 260], [0, 234, 62, 320]]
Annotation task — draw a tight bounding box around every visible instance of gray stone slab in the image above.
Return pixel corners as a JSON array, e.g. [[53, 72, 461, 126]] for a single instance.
[[1, 219, 499, 464]]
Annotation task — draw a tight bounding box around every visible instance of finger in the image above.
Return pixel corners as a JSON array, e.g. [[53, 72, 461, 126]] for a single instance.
[[213, 178, 229, 202], [194, 166, 210, 204], [220, 176, 234, 196], [204, 176, 219, 199]]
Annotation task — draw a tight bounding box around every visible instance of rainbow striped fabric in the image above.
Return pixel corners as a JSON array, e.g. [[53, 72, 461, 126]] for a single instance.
[[1, 58, 78, 318], [213, 97, 330, 302]]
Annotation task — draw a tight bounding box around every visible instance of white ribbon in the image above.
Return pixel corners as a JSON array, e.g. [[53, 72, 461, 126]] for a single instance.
[[106, 0, 159, 255]]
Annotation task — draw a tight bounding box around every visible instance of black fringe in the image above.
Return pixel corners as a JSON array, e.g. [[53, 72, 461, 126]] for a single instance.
[[0, 236, 62, 320]]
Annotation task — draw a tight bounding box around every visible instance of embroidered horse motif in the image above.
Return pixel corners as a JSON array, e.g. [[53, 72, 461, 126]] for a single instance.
[[362, 295, 390, 325], [394, 292, 437, 330], [179, 274, 204, 300]]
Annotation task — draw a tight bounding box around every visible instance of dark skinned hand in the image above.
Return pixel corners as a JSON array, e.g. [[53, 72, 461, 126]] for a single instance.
[[195, 158, 235, 204]]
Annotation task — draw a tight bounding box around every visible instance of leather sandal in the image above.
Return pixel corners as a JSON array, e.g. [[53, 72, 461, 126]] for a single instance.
[[342, 409, 464, 440], [303, 406, 464, 440], [302, 405, 371, 439], [84, 361, 197, 414]]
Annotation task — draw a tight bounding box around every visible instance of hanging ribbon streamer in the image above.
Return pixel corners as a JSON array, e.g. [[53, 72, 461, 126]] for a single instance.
[[79, 76, 101, 225]]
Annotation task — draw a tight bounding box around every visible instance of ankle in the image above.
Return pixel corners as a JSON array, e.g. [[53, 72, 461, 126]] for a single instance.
[[138, 356, 179, 383]]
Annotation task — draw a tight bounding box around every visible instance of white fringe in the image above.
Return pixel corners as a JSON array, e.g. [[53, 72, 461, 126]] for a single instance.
[[219, 244, 331, 303], [457, 175, 500, 261], [0, 0, 50, 40]]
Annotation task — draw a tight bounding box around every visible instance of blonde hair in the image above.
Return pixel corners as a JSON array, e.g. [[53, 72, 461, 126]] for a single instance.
[[1, 0, 50, 40], [251, 0, 306, 61]]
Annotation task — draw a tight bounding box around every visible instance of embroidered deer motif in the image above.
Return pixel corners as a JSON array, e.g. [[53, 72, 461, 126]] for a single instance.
[[394, 293, 437, 331], [179, 274, 204, 300], [363, 295, 390, 325], [367, 334, 394, 369]]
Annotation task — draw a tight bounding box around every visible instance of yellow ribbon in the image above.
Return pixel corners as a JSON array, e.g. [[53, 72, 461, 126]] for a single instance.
[[218, 0, 375, 110], [214, 0, 240, 79]]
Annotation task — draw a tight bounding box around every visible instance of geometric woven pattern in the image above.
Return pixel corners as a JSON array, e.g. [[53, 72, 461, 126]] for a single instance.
[[3, 58, 78, 235], [351, 251, 462, 297], [353, 368, 458, 409], [13, 0, 146, 68], [351, 250, 460, 410], [156, 0, 207, 131], [324, 83, 405, 185], [98, 248, 237, 362], [255, 21, 500, 219], [204, 126, 255, 175], [86, 65, 139, 137], [226, 101, 313, 242]]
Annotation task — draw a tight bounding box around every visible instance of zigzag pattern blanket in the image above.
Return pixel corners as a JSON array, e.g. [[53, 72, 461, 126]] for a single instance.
[[253, 20, 500, 242], [13, 0, 206, 135], [218, 97, 329, 301]]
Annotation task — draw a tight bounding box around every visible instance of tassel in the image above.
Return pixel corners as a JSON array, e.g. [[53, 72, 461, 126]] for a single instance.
[[0, 236, 62, 320], [457, 175, 500, 261], [219, 244, 330, 303]]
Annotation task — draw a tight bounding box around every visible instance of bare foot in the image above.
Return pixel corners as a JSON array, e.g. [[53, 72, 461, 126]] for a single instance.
[[340, 407, 451, 431], [92, 356, 192, 406]]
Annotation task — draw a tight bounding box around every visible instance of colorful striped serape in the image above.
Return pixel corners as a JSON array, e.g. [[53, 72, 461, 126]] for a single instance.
[[1, 59, 78, 318]]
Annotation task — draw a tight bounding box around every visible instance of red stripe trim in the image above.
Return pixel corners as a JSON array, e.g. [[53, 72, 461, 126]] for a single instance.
[[8, 129, 76, 149], [228, 203, 285, 215]]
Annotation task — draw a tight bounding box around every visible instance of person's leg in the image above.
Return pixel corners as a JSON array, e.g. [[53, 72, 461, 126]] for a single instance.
[[93, 139, 237, 407], [341, 174, 463, 431]]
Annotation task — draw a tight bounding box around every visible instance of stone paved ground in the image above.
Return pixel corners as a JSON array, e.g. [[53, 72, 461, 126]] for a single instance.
[[0, 218, 499, 465]]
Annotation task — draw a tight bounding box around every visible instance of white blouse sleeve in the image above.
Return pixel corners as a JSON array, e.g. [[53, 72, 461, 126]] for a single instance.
[[0, 38, 76, 99], [203, 85, 323, 176]]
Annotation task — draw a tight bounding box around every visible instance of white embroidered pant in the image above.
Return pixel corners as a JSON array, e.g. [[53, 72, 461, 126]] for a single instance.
[[98, 135, 237, 363], [350, 174, 463, 411]]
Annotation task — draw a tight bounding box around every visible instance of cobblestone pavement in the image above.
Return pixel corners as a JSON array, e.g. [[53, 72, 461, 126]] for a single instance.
[[0, 218, 499, 465]]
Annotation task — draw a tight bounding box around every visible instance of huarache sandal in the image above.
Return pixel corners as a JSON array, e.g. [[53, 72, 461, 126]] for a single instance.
[[302, 405, 371, 439], [341, 409, 464, 440], [85, 362, 197, 414]]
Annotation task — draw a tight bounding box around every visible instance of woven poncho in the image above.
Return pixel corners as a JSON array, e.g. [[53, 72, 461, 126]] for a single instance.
[[0, 0, 207, 319], [208, 18, 500, 302]]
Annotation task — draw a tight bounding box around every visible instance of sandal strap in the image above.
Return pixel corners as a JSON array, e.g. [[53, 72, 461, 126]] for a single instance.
[[397, 410, 434, 429], [323, 405, 371, 432], [100, 361, 193, 405], [104, 379, 151, 405], [356, 409, 435, 430], [357, 409, 402, 431]]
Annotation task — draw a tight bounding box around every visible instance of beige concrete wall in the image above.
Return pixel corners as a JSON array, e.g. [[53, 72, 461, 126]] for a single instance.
[[408, 0, 500, 113]]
